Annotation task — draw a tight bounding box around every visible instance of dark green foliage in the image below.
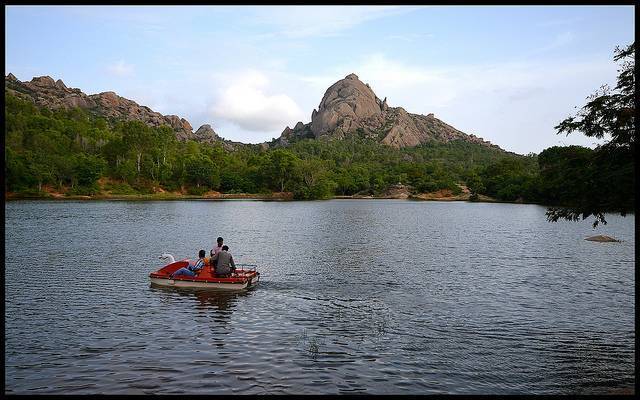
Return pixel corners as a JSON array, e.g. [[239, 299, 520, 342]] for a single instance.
[[478, 156, 539, 202], [103, 181, 137, 195], [2, 91, 538, 200], [537, 146, 594, 206], [540, 145, 634, 227], [549, 43, 635, 226], [5, 68, 632, 213], [73, 154, 106, 186], [183, 155, 219, 189]]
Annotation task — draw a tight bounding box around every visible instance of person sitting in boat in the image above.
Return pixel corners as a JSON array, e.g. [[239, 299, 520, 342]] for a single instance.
[[211, 237, 224, 258], [170, 249, 207, 278], [212, 245, 236, 277], [210, 237, 224, 273]]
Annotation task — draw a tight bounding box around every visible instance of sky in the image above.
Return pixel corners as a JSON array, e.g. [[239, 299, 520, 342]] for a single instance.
[[4, 5, 635, 154]]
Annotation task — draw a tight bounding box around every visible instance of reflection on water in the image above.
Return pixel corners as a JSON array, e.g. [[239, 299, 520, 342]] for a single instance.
[[4, 200, 635, 394], [150, 286, 249, 313]]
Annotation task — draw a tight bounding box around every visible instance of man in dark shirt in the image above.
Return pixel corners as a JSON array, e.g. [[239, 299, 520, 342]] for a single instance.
[[212, 245, 236, 277], [210, 236, 223, 273]]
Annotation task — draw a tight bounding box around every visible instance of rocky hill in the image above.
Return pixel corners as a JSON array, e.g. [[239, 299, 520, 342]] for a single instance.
[[275, 73, 499, 149], [6, 72, 500, 152], [4, 73, 234, 147]]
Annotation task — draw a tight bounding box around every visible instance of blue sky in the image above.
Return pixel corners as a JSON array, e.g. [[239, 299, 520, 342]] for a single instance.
[[5, 5, 635, 154]]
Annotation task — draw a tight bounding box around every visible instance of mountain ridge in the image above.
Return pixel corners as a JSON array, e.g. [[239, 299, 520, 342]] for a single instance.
[[4, 73, 242, 150], [6, 72, 501, 152], [274, 73, 500, 150]]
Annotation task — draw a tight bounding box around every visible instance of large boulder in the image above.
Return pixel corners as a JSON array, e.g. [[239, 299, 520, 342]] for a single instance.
[[310, 73, 384, 137], [288, 72, 502, 150]]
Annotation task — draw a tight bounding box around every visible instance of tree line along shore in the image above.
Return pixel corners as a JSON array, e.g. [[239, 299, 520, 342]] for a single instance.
[[3, 85, 631, 217]]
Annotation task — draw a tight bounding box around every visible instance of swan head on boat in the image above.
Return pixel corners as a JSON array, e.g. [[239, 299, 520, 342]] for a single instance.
[[159, 253, 176, 264]]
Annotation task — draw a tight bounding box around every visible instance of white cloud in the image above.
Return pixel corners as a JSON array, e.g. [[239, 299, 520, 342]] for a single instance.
[[248, 6, 420, 38], [210, 70, 305, 134], [107, 60, 134, 77]]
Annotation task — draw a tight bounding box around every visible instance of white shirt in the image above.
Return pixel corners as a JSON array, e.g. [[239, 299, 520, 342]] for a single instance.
[[212, 244, 223, 256]]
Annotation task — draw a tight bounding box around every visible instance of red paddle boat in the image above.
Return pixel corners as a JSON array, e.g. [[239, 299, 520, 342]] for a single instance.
[[149, 254, 260, 290]]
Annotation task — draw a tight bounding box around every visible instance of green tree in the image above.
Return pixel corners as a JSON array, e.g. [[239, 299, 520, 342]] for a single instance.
[[265, 149, 299, 192], [184, 155, 220, 189], [464, 170, 485, 195], [293, 158, 335, 199], [73, 154, 106, 186], [549, 43, 635, 227], [120, 121, 153, 175], [72, 154, 107, 194]]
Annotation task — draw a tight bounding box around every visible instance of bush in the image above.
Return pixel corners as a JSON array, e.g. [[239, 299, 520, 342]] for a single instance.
[[69, 183, 100, 195], [131, 181, 155, 194], [187, 186, 208, 196], [103, 181, 137, 195], [14, 188, 50, 198]]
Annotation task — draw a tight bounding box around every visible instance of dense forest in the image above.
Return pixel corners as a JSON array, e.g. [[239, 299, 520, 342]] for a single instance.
[[3, 72, 633, 218], [5, 91, 543, 201]]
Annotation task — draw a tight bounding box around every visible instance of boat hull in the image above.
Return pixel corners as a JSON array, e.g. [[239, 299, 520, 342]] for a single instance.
[[149, 261, 260, 291], [150, 275, 259, 290]]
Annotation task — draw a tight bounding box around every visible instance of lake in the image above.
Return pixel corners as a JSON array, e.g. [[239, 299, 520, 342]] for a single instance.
[[4, 199, 635, 394]]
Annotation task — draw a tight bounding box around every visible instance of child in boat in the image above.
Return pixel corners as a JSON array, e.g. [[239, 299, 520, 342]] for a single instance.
[[170, 250, 207, 278]]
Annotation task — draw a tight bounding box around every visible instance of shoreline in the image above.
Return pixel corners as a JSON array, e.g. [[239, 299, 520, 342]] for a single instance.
[[4, 192, 293, 201], [4, 191, 528, 204]]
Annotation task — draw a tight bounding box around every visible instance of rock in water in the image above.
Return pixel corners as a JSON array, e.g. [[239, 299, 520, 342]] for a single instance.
[[585, 235, 620, 242]]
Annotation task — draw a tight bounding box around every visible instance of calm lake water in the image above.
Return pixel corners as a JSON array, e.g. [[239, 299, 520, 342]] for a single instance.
[[4, 200, 635, 394]]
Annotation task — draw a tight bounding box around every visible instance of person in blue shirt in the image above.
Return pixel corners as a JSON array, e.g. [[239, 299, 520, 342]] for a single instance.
[[170, 250, 207, 278]]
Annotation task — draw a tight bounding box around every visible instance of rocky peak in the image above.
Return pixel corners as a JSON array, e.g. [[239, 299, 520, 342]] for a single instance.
[[193, 124, 222, 143], [275, 72, 501, 150], [30, 76, 57, 88], [55, 79, 68, 91], [310, 72, 384, 137], [6, 73, 18, 82], [94, 91, 119, 106]]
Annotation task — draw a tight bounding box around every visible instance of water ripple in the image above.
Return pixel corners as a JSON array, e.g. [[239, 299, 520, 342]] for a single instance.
[[4, 200, 635, 394]]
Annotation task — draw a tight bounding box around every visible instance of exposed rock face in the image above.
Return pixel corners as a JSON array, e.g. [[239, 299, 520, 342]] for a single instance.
[[310, 73, 384, 137], [383, 184, 411, 199], [4, 73, 218, 144], [276, 73, 500, 150], [193, 124, 222, 143], [274, 121, 314, 147]]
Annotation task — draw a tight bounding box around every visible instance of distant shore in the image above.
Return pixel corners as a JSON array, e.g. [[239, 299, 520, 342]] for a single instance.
[[4, 191, 294, 201], [5, 190, 506, 203], [3, 180, 529, 203]]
